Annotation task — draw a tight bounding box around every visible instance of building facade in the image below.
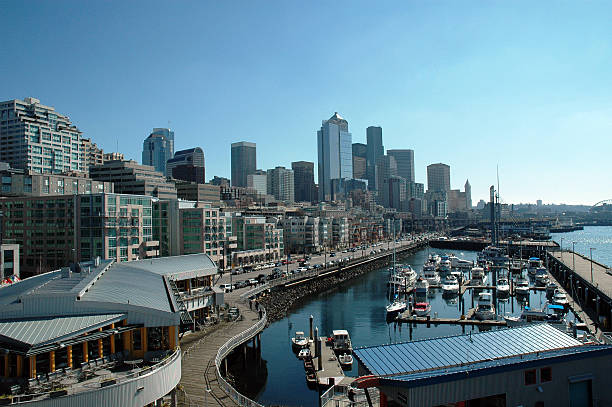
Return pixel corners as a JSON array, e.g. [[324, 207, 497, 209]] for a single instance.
[[90, 160, 177, 199], [80, 138, 104, 171], [142, 128, 174, 176], [230, 141, 256, 187], [231, 214, 283, 266], [267, 166, 294, 203], [292, 161, 315, 203], [352, 143, 367, 180], [387, 149, 415, 183], [0, 97, 84, 174], [175, 181, 221, 203], [167, 147, 205, 184], [317, 112, 353, 202], [247, 171, 267, 196], [375, 155, 397, 207], [427, 163, 451, 193], [282, 216, 320, 254], [366, 126, 384, 191]]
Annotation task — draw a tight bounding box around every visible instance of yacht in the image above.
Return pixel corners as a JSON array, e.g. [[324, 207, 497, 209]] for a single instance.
[[515, 278, 530, 296], [415, 277, 429, 296], [442, 275, 460, 295], [552, 289, 569, 306], [428, 254, 441, 266], [504, 303, 566, 328], [496, 277, 510, 295], [292, 331, 309, 350], [527, 257, 543, 276], [481, 246, 509, 266], [535, 268, 549, 287], [331, 330, 352, 354], [475, 292, 496, 320], [398, 265, 418, 287], [439, 256, 451, 273], [449, 254, 474, 269], [423, 266, 440, 285], [413, 302, 431, 317], [470, 267, 487, 285]]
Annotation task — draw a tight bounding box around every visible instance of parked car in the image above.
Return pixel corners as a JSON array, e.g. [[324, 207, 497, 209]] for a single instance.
[[257, 274, 266, 283], [219, 283, 234, 292], [247, 278, 258, 286], [234, 281, 248, 289]]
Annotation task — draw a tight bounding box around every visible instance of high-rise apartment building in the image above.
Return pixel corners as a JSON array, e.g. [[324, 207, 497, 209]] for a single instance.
[[267, 166, 294, 203], [387, 149, 415, 183], [317, 112, 353, 202], [231, 141, 256, 187], [352, 143, 367, 180], [427, 163, 451, 193], [247, 170, 267, 196], [167, 147, 205, 184], [292, 161, 315, 203], [81, 137, 104, 170], [90, 160, 177, 199], [142, 128, 174, 175], [366, 126, 384, 190], [0, 97, 84, 174]]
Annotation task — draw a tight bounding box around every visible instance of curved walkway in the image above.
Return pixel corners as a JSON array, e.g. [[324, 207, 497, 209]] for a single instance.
[[179, 300, 261, 406]]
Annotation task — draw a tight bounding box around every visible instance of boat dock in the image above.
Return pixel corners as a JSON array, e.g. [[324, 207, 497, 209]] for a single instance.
[[396, 308, 507, 326], [307, 337, 346, 387]]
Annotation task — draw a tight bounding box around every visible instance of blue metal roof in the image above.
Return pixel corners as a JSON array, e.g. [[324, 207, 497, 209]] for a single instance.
[[354, 324, 582, 378]]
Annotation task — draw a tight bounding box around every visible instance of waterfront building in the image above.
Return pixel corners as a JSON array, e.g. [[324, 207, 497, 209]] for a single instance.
[[247, 170, 268, 196], [427, 162, 451, 193], [166, 147, 205, 184], [153, 199, 181, 258], [332, 217, 349, 248], [0, 254, 221, 406], [267, 166, 294, 203], [80, 137, 104, 171], [231, 141, 256, 187], [175, 181, 220, 203], [387, 149, 415, 183], [142, 128, 174, 176], [292, 161, 315, 203], [354, 324, 612, 407], [0, 193, 159, 276], [317, 113, 353, 202], [0, 97, 85, 174], [282, 216, 320, 254], [89, 160, 177, 199], [366, 126, 384, 191], [352, 143, 367, 180], [231, 214, 283, 266], [0, 164, 112, 197], [375, 155, 397, 207]]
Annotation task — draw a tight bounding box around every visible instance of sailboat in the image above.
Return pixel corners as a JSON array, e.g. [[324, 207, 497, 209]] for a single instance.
[[386, 224, 406, 318]]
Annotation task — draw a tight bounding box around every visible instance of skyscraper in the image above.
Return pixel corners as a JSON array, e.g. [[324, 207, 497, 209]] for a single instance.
[[375, 155, 397, 207], [231, 141, 256, 187], [387, 149, 415, 183], [366, 126, 384, 190], [465, 179, 472, 209], [267, 166, 294, 203], [427, 163, 451, 193], [352, 143, 367, 180], [317, 112, 353, 202], [0, 97, 85, 173], [142, 128, 174, 176], [167, 147, 205, 184], [292, 161, 315, 203], [247, 170, 267, 195]]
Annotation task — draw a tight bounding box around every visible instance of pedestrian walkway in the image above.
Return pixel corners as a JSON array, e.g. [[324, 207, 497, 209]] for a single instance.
[[179, 301, 261, 406]]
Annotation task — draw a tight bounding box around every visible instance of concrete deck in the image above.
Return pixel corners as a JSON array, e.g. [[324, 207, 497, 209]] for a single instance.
[[309, 338, 346, 387], [551, 251, 612, 300]]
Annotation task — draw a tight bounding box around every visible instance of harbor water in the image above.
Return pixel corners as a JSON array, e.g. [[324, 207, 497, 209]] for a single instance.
[[552, 225, 612, 268], [254, 246, 580, 406]]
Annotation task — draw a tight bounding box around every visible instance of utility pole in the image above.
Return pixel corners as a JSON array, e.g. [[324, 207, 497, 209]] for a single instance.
[[572, 242, 576, 272], [590, 248, 596, 283]]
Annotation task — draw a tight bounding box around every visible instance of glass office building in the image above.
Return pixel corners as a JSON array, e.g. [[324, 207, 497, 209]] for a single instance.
[[317, 112, 353, 202]]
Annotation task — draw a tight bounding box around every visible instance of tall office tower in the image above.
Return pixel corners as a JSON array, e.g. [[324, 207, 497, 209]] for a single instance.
[[464, 179, 472, 209], [387, 149, 415, 183], [375, 155, 397, 207], [292, 161, 315, 203], [427, 163, 451, 192], [167, 147, 205, 184], [352, 143, 367, 180], [266, 166, 294, 203], [247, 170, 268, 195], [142, 128, 174, 176], [366, 126, 384, 190], [0, 97, 84, 173], [231, 141, 256, 187], [317, 112, 353, 202]]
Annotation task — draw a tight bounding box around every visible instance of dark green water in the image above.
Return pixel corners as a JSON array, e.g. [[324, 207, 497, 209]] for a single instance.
[[254, 248, 575, 406]]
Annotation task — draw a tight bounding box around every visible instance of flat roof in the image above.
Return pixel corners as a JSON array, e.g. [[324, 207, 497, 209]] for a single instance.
[[354, 324, 582, 378]]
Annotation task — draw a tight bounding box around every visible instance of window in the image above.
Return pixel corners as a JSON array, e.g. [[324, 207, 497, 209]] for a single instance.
[[541, 367, 552, 382], [525, 369, 537, 386]]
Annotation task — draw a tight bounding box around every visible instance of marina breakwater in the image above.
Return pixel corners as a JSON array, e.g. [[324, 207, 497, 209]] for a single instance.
[[260, 241, 427, 322]]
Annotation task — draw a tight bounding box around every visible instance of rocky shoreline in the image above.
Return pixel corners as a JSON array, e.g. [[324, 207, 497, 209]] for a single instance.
[[260, 245, 425, 323]]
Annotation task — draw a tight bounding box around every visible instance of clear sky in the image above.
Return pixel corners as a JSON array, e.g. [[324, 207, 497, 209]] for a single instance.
[[1, 1, 610, 205]]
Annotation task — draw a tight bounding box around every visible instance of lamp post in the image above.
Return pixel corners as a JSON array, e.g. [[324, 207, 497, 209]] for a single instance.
[[560, 237, 563, 254], [590, 248, 596, 283], [572, 242, 576, 272]]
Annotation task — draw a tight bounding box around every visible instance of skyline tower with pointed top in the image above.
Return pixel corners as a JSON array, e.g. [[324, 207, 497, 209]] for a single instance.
[[465, 179, 472, 209]]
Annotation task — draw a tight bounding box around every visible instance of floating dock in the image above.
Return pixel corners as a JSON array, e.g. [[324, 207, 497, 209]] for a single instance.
[[396, 308, 507, 326], [307, 337, 346, 387]]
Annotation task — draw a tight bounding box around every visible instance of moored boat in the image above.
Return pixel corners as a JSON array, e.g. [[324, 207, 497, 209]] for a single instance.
[[515, 277, 530, 296], [292, 331, 309, 350], [386, 298, 407, 317], [298, 348, 311, 359], [475, 292, 496, 320], [535, 267, 549, 287], [441, 275, 460, 295], [552, 289, 569, 306], [415, 277, 429, 296], [339, 353, 353, 368], [470, 266, 487, 285], [496, 277, 510, 295], [332, 330, 353, 354], [413, 302, 431, 316]]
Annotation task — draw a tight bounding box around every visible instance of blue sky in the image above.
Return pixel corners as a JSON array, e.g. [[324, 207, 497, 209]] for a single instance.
[[1, 1, 611, 205]]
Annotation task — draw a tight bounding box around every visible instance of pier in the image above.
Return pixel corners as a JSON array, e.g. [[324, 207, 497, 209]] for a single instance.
[[307, 338, 346, 387], [396, 308, 507, 326]]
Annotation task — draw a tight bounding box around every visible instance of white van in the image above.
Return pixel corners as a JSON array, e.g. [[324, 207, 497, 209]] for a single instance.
[[219, 283, 234, 292]]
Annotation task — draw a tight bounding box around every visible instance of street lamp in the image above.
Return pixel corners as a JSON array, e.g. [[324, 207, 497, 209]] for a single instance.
[[560, 237, 563, 253], [590, 248, 596, 283], [572, 242, 576, 272]]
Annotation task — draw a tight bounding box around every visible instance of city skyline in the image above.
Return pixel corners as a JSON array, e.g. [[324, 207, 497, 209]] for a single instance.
[[1, 1, 611, 204]]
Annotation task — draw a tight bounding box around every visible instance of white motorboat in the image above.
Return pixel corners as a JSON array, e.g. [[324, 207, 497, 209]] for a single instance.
[[423, 266, 440, 285], [504, 303, 566, 328], [413, 302, 431, 316], [470, 267, 487, 285], [386, 298, 407, 317], [441, 275, 460, 294], [535, 267, 549, 287], [415, 277, 429, 296], [331, 330, 353, 354], [449, 254, 474, 269], [297, 348, 311, 360], [496, 277, 510, 295], [398, 264, 418, 286], [339, 353, 353, 368], [546, 282, 558, 297], [428, 254, 441, 266], [438, 256, 451, 273], [475, 292, 496, 320], [515, 278, 530, 295], [527, 257, 543, 276], [292, 331, 309, 350], [552, 289, 569, 306], [481, 246, 509, 266]]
